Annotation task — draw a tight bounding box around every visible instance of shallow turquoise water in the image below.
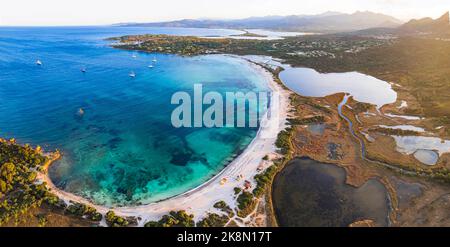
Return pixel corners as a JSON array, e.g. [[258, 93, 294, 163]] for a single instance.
[[0, 27, 268, 206]]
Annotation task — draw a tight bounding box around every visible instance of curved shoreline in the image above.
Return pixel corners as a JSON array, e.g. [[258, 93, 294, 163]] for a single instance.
[[37, 60, 292, 226]]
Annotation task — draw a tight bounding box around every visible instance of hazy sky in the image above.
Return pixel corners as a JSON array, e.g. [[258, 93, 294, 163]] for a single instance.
[[0, 0, 448, 26]]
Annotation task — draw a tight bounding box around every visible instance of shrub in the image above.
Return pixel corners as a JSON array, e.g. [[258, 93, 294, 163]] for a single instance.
[[197, 213, 229, 227], [144, 210, 194, 227], [253, 165, 278, 197], [275, 128, 293, 154], [236, 191, 257, 218], [233, 187, 242, 195], [105, 211, 128, 227], [213, 201, 234, 217]]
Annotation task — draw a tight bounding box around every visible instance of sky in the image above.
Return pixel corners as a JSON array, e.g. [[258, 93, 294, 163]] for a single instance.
[[0, 0, 448, 26]]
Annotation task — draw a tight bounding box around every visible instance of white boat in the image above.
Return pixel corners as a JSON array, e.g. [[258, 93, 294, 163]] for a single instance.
[[148, 65, 154, 68], [129, 71, 136, 77], [152, 57, 157, 62], [36, 60, 42, 65], [132, 54, 137, 58]]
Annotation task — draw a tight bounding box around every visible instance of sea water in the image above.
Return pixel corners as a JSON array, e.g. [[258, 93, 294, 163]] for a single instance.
[[0, 27, 269, 206]]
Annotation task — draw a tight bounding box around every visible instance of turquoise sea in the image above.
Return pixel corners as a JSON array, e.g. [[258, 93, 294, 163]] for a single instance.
[[0, 27, 269, 206]]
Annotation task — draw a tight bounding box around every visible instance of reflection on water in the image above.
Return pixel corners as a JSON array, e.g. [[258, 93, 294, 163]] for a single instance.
[[385, 113, 422, 120], [413, 149, 439, 166], [273, 157, 390, 227], [279, 66, 397, 108], [243, 54, 397, 109], [392, 136, 450, 156], [392, 136, 449, 166]]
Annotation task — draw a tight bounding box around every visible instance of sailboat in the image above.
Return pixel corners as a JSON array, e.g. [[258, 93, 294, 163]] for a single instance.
[[36, 60, 42, 66], [129, 71, 136, 77], [152, 57, 157, 62]]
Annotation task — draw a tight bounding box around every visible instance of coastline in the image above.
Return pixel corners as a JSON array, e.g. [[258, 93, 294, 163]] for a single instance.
[[37, 59, 292, 226]]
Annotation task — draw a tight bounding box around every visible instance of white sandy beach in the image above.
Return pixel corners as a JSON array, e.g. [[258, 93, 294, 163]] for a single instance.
[[37, 61, 291, 227]]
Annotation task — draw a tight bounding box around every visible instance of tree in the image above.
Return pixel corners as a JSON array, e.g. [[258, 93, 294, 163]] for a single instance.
[[0, 162, 17, 183]]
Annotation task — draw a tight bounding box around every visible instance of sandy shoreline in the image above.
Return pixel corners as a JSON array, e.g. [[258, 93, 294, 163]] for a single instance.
[[37, 60, 291, 226]]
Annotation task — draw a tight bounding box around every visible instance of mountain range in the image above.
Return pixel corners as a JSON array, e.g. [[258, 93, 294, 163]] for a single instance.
[[352, 12, 450, 37], [398, 11, 450, 34], [119, 11, 403, 33]]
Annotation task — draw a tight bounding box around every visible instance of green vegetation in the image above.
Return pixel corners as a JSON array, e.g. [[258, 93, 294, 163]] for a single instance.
[[144, 210, 195, 227], [372, 127, 421, 136], [288, 116, 325, 125], [37, 214, 48, 227], [65, 202, 102, 221], [105, 210, 129, 227], [213, 200, 227, 209], [113, 34, 390, 59], [253, 165, 278, 197], [432, 168, 450, 183], [233, 187, 242, 195], [231, 31, 268, 38], [236, 191, 256, 218], [197, 213, 229, 227], [275, 127, 293, 154], [213, 200, 234, 218], [0, 139, 58, 225]]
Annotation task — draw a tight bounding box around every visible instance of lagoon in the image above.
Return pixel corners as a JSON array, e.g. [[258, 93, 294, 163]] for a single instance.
[[273, 157, 390, 227], [279, 66, 397, 108], [243, 56, 397, 108]]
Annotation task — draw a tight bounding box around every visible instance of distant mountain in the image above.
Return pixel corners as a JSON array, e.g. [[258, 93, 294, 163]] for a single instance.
[[398, 11, 450, 34], [119, 11, 402, 33], [346, 11, 450, 38]]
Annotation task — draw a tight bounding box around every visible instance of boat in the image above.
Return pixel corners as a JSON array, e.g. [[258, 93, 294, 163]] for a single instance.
[[36, 60, 42, 66], [129, 71, 136, 77], [132, 54, 137, 58], [148, 65, 154, 68], [81, 68, 86, 73], [152, 57, 157, 62]]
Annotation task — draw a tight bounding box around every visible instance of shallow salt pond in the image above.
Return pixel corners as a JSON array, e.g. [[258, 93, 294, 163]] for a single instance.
[[413, 149, 439, 166], [392, 136, 450, 165], [392, 136, 450, 155], [385, 113, 423, 120], [378, 125, 425, 133]]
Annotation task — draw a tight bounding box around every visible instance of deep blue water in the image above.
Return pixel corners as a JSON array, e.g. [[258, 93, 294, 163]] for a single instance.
[[0, 27, 268, 206]]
